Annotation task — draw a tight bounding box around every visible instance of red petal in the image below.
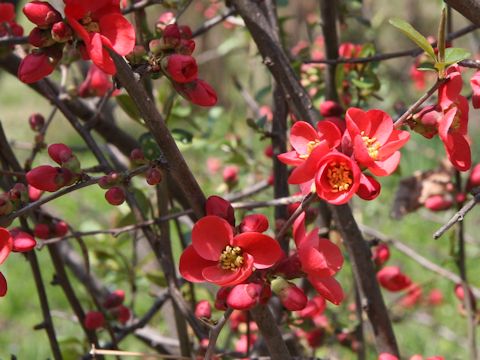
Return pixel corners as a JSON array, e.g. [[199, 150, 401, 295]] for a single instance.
[[89, 33, 116, 75], [447, 134, 471, 171], [0, 228, 12, 265], [293, 212, 306, 248], [363, 109, 393, 145], [277, 151, 303, 166], [99, 13, 135, 56], [299, 236, 343, 277], [202, 254, 254, 286], [357, 174, 381, 200], [308, 275, 344, 305], [179, 245, 215, 282], [290, 121, 319, 154], [0, 271, 7, 297], [239, 214, 269, 233], [316, 121, 342, 148], [192, 216, 232, 261], [288, 142, 330, 184], [368, 151, 401, 177], [233, 233, 283, 269]]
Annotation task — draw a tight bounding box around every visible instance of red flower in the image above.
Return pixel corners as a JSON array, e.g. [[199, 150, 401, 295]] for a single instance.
[[372, 243, 390, 267], [163, 54, 198, 83], [0, 271, 7, 297], [226, 282, 271, 310], [278, 120, 341, 185], [84, 311, 105, 330], [400, 283, 423, 308], [179, 215, 283, 286], [205, 195, 235, 226], [78, 64, 116, 97], [0, 228, 12, 265], [194, 300, 212, 319], [64, 0, 136, 74], [319, 100, 343, 117], [173, 79, 218, 107], [346, 108, 410, 176], [314, 151, 361, 205], [377, 266, 412, 292]]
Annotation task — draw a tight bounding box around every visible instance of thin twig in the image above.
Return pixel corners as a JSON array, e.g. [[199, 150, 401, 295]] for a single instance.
[[204, 308, 234, 360]]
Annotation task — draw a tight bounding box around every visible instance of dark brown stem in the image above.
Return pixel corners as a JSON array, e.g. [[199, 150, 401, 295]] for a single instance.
[[446, 0, 480, 26], [319, 0, 339, 101], [330, 204, 399, 356], [204, 308, 234, 360]]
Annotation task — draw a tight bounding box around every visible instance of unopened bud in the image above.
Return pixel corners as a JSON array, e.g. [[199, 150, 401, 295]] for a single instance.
[[105, 186, 126, 206], [28, 113, 45, 131], [51, 21, 72, 43]]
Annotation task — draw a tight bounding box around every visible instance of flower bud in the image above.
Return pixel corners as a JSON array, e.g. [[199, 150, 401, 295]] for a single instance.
[[0, 271, 7, 297], [162, 24, 181, 48], [148, 39, 163, 56], [34, 223, 50, 239], [48, 143, 73, 165], [28, 113, 45, 131], [377, 266, 412, 292], [319, 100, 343, 117], [162, 54, 198, 83], [28, 27, 55, 48], [104, 290, 125, 309], [205, 195, 235, 226], [173, 79, 217, 107], [130, 148, 146, 165], [214, 287, 231, 310], [8, 183, 28, 203], [26, 165, 73, 192], [105, 186, 126, 206], [378, 353, 399, 360], [126, 45, 146, 64], [467, 163, 480, 191], [372, 243, 390, 267], [357, 174, 381, 201], [239, 214, 269, 233], [305, 328, 324, 348], [51, 21, 72, 43], [195, 300, 212, 319], [84, 311, 105, 330], [454, 283, 477, 311], [264, 145, 273, 158], [177, 39, 195, 55], [179, 25, 192, 39], [424, 195, 453, 211], [98, 172, 123, 189], [400, 283, 422, 308], [271, 277, 307, 311], [10, 228, 36, 252], [55, 221, 68, 237], [23, 1, 62, 29], [146, 167, 163, 186], [273, 253, 303, 279], [155, 11, 175, 32], [427, 288, 443, 306], [222, 165, 238, 184], [410, 105, 441, 139], [18, 51, 56, 84], [111, 305, 130, 324], [226, 283, 270, 310]]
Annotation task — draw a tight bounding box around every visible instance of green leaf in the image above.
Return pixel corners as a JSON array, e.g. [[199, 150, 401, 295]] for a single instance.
[[389, 18, 436, 60], [417, 62, 437, 72], [443, 47, 470, 66], [116, 94, 142, 122], [172, 128, 193, 144], [139, 132, 163, 160]]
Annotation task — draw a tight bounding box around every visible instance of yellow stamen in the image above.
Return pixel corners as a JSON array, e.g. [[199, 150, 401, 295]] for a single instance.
[[299, 140, 321, 159], [327, 161, 353, 192], [360, 131, 381, 160], [219, 246, 244, 271]]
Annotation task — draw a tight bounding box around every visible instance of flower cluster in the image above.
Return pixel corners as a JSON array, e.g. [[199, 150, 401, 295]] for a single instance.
[[279, 107, 410, 205], [19, 0, 135, 83], [179, 196, 345, 312], [146, 18, 217, 107], [0, 228, 37, 297], [410, 66, 471, 171], [0, 3, 23, 50]]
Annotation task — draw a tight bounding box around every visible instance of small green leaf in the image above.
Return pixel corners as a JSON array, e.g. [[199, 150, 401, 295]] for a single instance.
[[139, 132, 162, 160], [417, 62, 437, 72], [172, 128, 193, 144], [443, 47, 471, 66], [389, 18, 436, 60], [116, 94, 142, 122]]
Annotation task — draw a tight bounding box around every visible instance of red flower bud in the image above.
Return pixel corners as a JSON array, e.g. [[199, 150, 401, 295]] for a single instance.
[[273, 253, 303, 279], [205, 195, 235, 226], [51, 21, 72, 43], [84, 311, 105, 330], [467, 163, 480, 191], [377, 266, 412, 292], [8, 183, 28, 203], [305, 328, 324, 348], [372, 243, 390, 267], [129, 148, 146, 165], [34, 223, 51, 239], [271, 277, 307, 311], [195, 300, 212, 319], [28, 113, 45, 132], [174, 79, 217, 107], [98, 172, 122, 189], [146, 167, 163, 186], [424, 195, 453, 211], [18, 51, 56, 84], [104, 290, 125, 309], [26, 165, 73, 192], [48, 143, 73, 165], [239, 214, 269, 233], [23, 1, 62, 29], [177, 39, 195, 55], [155, 11, 175, 31], [222, 165, 238, 184], [163, 54, 198, 83], [55, 221, 68, 237], [179, 25, 192, 39], [410, 105, 441, 139], [319, 100, 343, 117], [214, 287, 231, 310], [0, 271, 7, 297], [357, 174, 381, 201], [0, 228, 12, 265], [10, 228, 36, 252], [162, 24, 181, 48], [227, 283, 271, 310], [28, 27, 55, 48], [111, 305, 130, 324], [105, 187, 126, 206], [28, 185, 44, 201]]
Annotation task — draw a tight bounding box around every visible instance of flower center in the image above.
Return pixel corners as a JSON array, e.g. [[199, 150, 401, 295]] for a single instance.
[[299, 140, 321, 159], [327, 161, 353, 192], [219, 246, 244, 270], [361, 131, 381, 160], [81, 14, 100, 33]]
